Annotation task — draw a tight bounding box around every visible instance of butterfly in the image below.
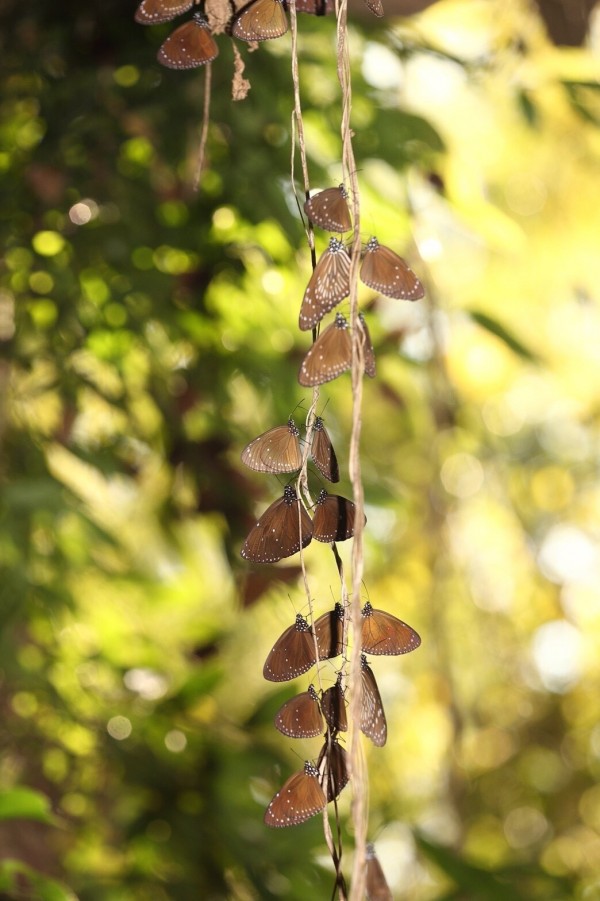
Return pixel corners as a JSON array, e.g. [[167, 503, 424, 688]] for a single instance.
[[321, 674, 347, 733], [241, 485, 312, 565], [264, 760, 326, 827], [313, 489, 362, 543], [274, 684, 324, 738], [361, 602, 421, 655], [314, 602, 345, 660], [298, 313, 351, 386], [360, 236, 424, 300], [241, 418, 302, 473], [157, 12, 219, 68], [299, 238, 351, 331], [304, 186, 352, 233], [263, 613, 317, 682], [135, 0, 194, 24], [360, 655, 387, 747], [358, 313, 376, 379], [310, 416, 339, 482], [366, 842, 393, 901], [362, 0, 384, 16], [317, 739, 350, 802], [231, 0, 288, 42], [295, 0, 335, 13]]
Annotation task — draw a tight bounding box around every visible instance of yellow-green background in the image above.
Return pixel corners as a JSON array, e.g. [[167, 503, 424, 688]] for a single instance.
[[1, 0, 599, 897]]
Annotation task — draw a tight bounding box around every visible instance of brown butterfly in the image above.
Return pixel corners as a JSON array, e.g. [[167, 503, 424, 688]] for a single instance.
[[362, 0, 384, 16], [360, 236, 424, 300], [135, 0, 193, 24], [299, 238, 351, 331], [311, 416, 339, 482], [241, 418, 302, 474], [314, 602, 345, 660], [241, 485, 312, 565], [157, 12, 219, 68], [264, 761, 326, 827], [358, 313, 376, 379], [360, 655, 387, 747], [317, 739, 350, 802], [313, 489, 362, 543], [321, 674, 347, 733], [366, 843, 393, 901], [304, 186, 352, 233], [361, 602, 421, 655], [263, 613, 317, 682], [231, 0, 288, 41], [274, 684, 324, 738], [298, 313, 351, 386], [295, 0, 335, 14]]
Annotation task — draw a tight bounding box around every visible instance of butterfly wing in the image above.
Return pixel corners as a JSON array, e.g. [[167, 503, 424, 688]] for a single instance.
[[241, 419, 302, 473], [157, 14, 219, 68], [313, 490, 361, 543], [264, 762, 326, 827], [360, 657, 387, 747], [321, 677, 347, 733], [299, 239, 351, 331], [231, 0, 288, 41], [358, 313, 376, 379], [295, 0, 335, 15], [263, 614, 318, 682], [360, 237, 424, 300], [135, 0, 193, 24], [304, 186, 352, 232], [366, 843, 393, 901], [361, 602, 421, 655], [274, 686, 324, 738], [317, 740, 350, 802], [362, 0, 384, 16], [313, 603, 345, 660], [298, 313, 352, 386], [241, 486, 313, 564], [310, 417, 339, 482]]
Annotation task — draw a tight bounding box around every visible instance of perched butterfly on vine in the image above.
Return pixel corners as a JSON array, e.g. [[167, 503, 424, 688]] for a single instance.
[[311, 416, 339, 482], [360, 236, 424, 300], [298, 313, 352, 386], [317, 739, 349, 802], [241, 485, 312, 565], [361, 602, 421, 655], [358, 313, 376, 379], [157, 12, 219, 68], [231, 0, 288, 41], [264, 761, 326, 827], [313, 489, 362, 543], [135, 0, 193, 24], [274, 685, 324, 738], [263, 613, 317, 682], [360, 655, 387, 747], [321, 674, 347, 733], [241, 418, 302, 473], [304, 185, 352, 233], [299, 238, 351, 331], [313, 602, 345, 660], [366, 842, 393, 901]]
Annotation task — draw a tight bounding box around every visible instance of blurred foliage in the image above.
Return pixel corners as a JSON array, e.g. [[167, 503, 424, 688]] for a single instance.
[[1, 0, 600, 898]]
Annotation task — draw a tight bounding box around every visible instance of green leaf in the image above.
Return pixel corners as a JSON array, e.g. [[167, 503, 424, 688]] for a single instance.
[[0, 859, 76, 900], [468, 310, 541, 362], [0, 787, 59, 825]]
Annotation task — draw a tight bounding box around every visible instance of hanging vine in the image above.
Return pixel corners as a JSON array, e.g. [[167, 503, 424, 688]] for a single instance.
[[135, 0, 425, 896]]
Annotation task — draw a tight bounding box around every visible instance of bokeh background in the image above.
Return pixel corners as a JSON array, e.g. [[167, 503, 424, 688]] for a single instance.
[[1, 0, 600, 897]]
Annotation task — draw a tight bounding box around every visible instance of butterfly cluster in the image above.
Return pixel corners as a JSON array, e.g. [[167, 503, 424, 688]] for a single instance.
[[134, 0, 387, 70], [296, 185, 425, 387], [262, 602, 421, 826], [240, 418, 361, 563]]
